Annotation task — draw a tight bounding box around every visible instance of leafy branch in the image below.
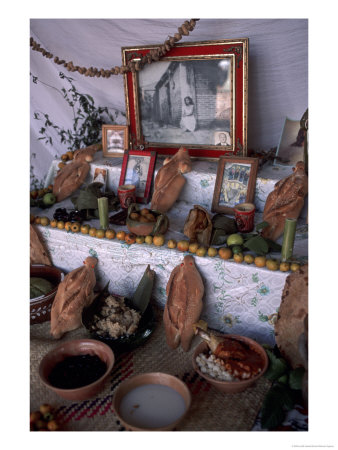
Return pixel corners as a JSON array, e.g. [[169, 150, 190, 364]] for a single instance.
[[31, 72, 125, 151]]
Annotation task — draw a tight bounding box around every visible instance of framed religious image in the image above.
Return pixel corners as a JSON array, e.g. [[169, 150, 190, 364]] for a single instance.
[[102, 125, 129, 157], [212, 156, 259, 214], [122, 38, 248, 159], [119, 150, 157, 203]]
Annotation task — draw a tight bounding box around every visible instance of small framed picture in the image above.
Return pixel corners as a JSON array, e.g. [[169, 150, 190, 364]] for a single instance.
[[212, 156, 259, 215], [92, 167, 108, 190], [119, 150, 157, 203], [102, 125, 129, 157]]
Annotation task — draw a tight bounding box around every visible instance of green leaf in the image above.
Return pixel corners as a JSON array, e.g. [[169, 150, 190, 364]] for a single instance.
[[256, 221, 269, 231], [265, 238, 282, 252], [243, 235, 269, 255], [288, 367, 305, 390], [264, 348, 288, 381], [131, 265, 155, 314], [261, 384, 287, 429], [210, 228, 227, 246]]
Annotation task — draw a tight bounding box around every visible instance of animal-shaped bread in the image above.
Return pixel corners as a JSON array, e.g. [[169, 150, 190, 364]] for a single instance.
[[262, 161, 308, 241], [30, 224, 52, 266], [151, 147, 192, 213], [50, 257, 97, 339], [53, 143, 100, 202], [163, 255, 204, 352]]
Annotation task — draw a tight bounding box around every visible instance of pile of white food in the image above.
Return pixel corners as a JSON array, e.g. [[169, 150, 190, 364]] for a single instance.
[[91, 295, 141, 338], [196, 352, 235, 381]]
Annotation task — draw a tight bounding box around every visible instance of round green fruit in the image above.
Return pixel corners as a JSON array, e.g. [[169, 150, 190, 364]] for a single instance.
[[227, 233, 244, 247], [42, 192, 56, 206]]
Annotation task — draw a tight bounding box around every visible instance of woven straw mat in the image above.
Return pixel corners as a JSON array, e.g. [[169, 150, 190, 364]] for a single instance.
[[30, 310, 271, 432]]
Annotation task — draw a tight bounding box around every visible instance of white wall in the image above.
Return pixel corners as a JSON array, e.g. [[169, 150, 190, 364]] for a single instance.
[[30, 18, 308, 186]]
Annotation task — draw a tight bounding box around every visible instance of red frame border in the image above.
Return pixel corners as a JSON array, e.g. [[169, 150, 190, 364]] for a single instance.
[[119, 150, 157, 204], [122, 39, 248, 159]]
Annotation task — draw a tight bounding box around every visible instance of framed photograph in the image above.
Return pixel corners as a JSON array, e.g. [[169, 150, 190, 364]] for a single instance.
[[102, 125, 129, 157], [119, 150, 157, 203], [122, 38, 248, 159], [92, 167, 108, 190], [212, 156, 259, 214], [274, 117, 305, 167]]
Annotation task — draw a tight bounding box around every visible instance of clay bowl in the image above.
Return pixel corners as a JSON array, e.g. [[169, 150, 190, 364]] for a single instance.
[[113, 372, 191, 431], [192, 336, 268, 394], [126, 203, 169, 236], [39, 338, 115, 401], [30, 265, 64, 324]]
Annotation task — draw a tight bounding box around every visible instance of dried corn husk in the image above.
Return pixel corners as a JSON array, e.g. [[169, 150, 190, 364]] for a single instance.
[[183, 205, 212, 247]]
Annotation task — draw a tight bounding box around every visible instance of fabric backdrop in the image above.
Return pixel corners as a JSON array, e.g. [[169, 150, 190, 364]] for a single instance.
[[30, 18, 308, 187]]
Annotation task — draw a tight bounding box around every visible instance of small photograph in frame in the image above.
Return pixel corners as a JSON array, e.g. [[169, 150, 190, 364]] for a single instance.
[[92, 167, 108, 191], [102, 125, 129, 157], [212, 156, 259, 215], [214, 131, 231, 146], [119, 150, 157, 203], [274, 117, 305, 167]]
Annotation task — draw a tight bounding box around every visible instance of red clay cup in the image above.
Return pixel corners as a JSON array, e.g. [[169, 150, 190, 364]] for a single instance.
[[118, 184, 136, 209], [234, 202, 255, 232]]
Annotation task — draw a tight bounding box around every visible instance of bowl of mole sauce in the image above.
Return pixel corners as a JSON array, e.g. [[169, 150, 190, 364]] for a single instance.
[[39, 339, 115, 401], [113, 373, 191, 431]]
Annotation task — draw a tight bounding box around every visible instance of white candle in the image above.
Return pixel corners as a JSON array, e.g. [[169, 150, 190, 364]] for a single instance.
[[119, 384, 186, 429]]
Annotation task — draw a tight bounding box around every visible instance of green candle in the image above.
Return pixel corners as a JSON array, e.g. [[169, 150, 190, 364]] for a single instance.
[[98, 197, 108, 230], [281, 218, 297, 261]]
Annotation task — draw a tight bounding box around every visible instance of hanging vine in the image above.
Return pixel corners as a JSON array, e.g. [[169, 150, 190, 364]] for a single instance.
[[30, 19, 200, 78]]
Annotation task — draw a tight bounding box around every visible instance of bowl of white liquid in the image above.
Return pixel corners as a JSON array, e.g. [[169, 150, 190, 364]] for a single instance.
[[113, 372, 191, 431]]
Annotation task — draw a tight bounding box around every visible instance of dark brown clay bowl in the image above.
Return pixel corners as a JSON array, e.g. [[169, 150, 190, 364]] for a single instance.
[[113, 372, 191, 431], [30, 265, 64, 324], [192, 336, 268, 394], [126, 203, 169, 236], [39, 338, 115, 401]]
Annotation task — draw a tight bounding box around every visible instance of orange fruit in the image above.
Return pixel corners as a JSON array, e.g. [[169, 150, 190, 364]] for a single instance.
[[66, 151, 74, 160], [57, 221, 65, 230], [266, 259, 278, 271], [244, 254, 254, 264], [234, 253, 244, 263], [80, 224, 90, 234], [71, 222, 81, 233], [145, 235, 153, 245], [207, 247, 217, 257], [129, 212, 140, 221], [125, 233, 136, 244], [136, 236, 145, 244], [177, 240, 189, 252], [89, 227, 97, 237], [167, 239, 177, 249], [116, 230, 126, 241], [61, 154, 68, 162], [218, 247, 232, 260], [254, 256, 266, 268], [290, 263, 300, 272], [64, 221, 72, 231], [40, 216, 50, 226], [188, 242, 199, 253], [279, 262, 290, 272], [58, 162, 66, 170], [96, 229, 105, 238], [153, 235, 165, 246], [34, 216, 41, 225], [50, 219, 58, 228], [105, 229, 116, 239], [196, 247, 207, 257]]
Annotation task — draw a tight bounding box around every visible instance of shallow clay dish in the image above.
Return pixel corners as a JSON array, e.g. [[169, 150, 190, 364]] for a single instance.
[[39, 338, 115, 401], [126, 203, 169, 236], [192, 336, 268, 394], [113, 372, 191, 431], [30, 265, 64, 324]]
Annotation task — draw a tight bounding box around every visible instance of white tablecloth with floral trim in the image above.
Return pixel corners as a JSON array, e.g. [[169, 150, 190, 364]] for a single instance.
[[37, 156, 308, 346]]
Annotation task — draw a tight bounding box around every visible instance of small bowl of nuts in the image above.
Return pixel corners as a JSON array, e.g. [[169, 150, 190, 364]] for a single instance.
[[192, 335, 268, 394], [126, 203, 169, 236]]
